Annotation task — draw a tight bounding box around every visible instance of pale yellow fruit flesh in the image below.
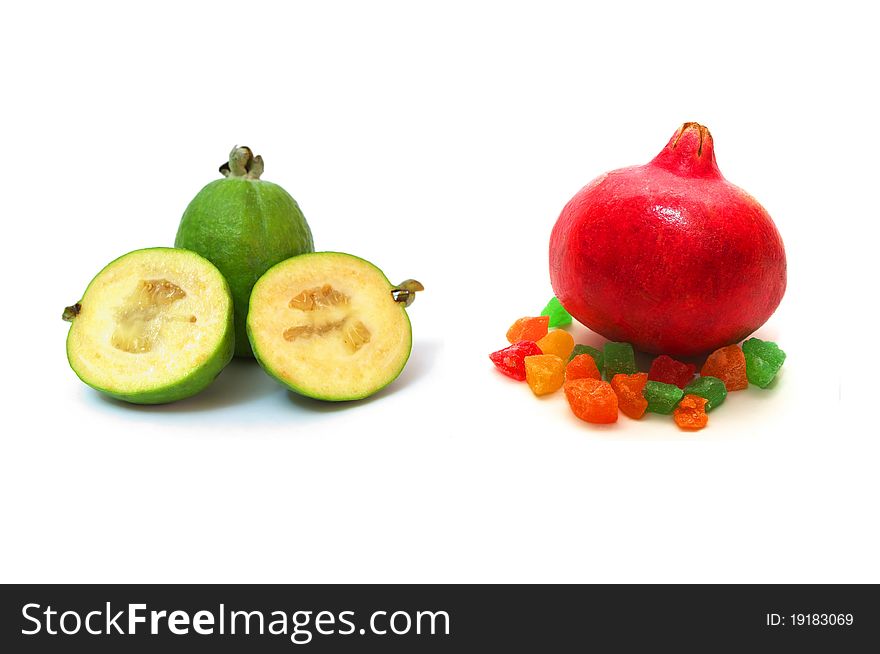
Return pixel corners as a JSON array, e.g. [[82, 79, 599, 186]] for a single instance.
[[248, 254, 411, 400]]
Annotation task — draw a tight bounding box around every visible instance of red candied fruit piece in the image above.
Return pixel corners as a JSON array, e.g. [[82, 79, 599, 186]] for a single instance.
[[647, 354, 696, 389], [490, 341, 542, 381], [564, 378, 618, 424], [565, 354, 601, 381], [673, 394, 709, 430], [506, 316, 550, 344], [701, 345, 748, 391], [610, 372, 649, 419]]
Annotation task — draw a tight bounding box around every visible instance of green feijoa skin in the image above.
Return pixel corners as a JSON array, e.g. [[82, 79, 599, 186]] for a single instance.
[[175, 146, 314, 358], [64, 248, 234, 404], [247, 252, 422, 401]]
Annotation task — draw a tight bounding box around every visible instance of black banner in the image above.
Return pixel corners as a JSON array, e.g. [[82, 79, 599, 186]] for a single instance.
[[1, 584, 876, 651]]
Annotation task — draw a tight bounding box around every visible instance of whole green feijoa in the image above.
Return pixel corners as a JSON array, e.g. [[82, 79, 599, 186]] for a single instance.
[[175, 146, 314, 357]]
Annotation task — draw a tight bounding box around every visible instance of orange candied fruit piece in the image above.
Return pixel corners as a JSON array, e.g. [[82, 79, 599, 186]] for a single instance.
[[610, 372, 649, 420], [506, 316, 550, 344], [566, 354, 601, 381], [701, 344, 748, 391], [673, 394, 709, 430], [536, 329, 575, 360], [524, 354, 566, 396], [564, 378, 618, 424]]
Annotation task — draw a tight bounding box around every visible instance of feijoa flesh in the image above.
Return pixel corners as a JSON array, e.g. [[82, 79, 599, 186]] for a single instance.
[[175, 146, 314, 357], [64, 248, 234, 404], [247, 252, 422, 401]]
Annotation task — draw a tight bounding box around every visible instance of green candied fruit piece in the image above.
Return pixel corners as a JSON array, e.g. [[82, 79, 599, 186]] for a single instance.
[[603, 342, 636, 378], [569, 344, 604, 374], [644, 380, 684, 414], [682, 376, 727, 411], [540, 296, 572, 328], [742, 338, 786, 388]]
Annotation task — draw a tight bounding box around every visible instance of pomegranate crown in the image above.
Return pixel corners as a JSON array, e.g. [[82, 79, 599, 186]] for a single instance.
[[650, 122, 721, 179]]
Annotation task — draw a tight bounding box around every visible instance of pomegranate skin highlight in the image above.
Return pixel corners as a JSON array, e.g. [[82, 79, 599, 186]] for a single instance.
[[549, 122, 786, 356]]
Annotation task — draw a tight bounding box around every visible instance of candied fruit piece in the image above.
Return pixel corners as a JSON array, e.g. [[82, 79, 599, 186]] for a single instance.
[[540, 296, 572, 328], [682, 376, 727, 411], [566, 354, 601, 381], [524, 354, 566, 396], [644, 380, 684, 414], [701, 344, 748, 391], [536, 329, 575, 360], [489, 341, 542, 381], [564, 378, 618, 424], [569, 344, 604, 375], [647, 354, 696, 389], [603, 342, 637, 378], [673, 394, 709, 430], [742, 338, 786, 388], [506, 316, 549, 344], [610, 372, 649, 419]]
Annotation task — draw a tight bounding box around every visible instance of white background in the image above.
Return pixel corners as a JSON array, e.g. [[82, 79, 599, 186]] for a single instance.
[[1, 1, 877, 583]]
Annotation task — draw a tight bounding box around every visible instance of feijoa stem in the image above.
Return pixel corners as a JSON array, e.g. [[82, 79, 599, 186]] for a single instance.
[[219, 146, 264, 179], [391, 280, 424, 307], [62, 303, 81, 322]]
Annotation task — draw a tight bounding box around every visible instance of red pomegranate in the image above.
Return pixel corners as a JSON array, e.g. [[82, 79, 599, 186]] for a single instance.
[[549, 122, 786, 356]]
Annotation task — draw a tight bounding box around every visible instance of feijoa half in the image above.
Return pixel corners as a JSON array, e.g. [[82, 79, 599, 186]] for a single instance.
[[64, 248, 234, 404], [247, 252, 422, 401]]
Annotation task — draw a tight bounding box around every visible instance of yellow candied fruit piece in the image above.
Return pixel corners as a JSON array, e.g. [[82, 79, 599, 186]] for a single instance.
[[524, 354, 566, 396], [536, 329, 575, 360]]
